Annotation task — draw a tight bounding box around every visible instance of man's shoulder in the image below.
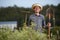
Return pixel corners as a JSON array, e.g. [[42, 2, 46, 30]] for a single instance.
[[40, 14, 45, 20], [40, 14, 44, 17], [30, 14, 35, 17]]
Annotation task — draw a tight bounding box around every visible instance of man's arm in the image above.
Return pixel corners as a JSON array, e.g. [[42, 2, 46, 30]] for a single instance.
[[27, 16, 31, 26], [42, 16, 46, 28]]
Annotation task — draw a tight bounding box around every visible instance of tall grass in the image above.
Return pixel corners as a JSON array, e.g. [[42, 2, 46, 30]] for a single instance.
[[0, 23, 57, 40]]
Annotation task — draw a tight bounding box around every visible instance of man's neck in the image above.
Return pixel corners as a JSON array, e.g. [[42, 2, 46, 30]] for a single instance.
[[35, 13, 40, 16]]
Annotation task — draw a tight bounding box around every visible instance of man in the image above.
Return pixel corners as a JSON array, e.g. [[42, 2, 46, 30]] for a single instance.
[[28, 3, 46, 32]]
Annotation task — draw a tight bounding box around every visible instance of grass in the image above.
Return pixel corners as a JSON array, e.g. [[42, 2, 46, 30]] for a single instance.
[[0, 23, 59, 40]]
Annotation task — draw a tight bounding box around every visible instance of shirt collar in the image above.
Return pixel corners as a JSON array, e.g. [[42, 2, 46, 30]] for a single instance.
[[34, 14, 41, 17]]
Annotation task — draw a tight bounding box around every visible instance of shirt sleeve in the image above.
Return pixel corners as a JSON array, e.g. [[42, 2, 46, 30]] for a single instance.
[[27, 16, 31, 26], [42, 16, 46, 28]]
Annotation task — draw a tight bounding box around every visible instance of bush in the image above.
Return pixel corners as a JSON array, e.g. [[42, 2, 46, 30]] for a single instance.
[[0, 25, 56, 40]]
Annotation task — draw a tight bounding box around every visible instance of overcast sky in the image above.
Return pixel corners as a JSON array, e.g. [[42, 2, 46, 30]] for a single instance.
[[0, 0, 60, 8]]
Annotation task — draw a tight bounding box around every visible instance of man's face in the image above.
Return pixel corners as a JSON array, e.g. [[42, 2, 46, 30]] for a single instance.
[[33, 6, 41, 13]]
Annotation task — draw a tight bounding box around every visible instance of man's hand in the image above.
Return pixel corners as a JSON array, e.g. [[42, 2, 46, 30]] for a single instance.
[[47, 22, 51, 27]]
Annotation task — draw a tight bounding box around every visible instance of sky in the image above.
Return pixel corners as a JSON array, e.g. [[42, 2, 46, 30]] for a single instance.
[[0, 0, 60, 8]]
